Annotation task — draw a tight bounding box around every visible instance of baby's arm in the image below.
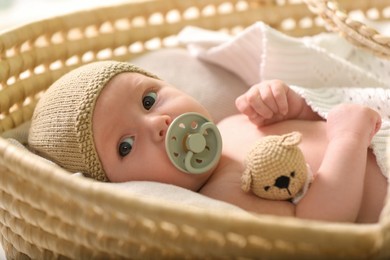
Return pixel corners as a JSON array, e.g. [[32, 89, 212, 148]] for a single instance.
[[296, 104, 381, 222], [235, 80, 321, 126]]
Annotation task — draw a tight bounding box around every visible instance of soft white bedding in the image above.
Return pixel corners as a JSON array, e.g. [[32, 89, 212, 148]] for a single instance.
[[178, 21, 389, 87]]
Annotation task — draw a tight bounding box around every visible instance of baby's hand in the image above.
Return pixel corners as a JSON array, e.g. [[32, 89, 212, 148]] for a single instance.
[[327, 104, 381, 147], [235, 80, 289, 126]]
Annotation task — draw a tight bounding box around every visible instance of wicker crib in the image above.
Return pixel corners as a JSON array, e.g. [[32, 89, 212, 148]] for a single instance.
[[1, 0, 390, 259]]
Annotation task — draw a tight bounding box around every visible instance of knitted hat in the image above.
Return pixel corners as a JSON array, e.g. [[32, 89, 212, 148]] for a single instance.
[[28, 61, 158, 181]]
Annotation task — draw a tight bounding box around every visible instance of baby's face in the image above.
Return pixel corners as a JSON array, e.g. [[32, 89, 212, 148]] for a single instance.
[[92, 72, 214, 191]]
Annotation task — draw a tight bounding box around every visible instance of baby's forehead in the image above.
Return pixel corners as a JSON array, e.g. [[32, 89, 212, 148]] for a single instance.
[[106, 71, 157, 88], [96, 71, 157, 106]]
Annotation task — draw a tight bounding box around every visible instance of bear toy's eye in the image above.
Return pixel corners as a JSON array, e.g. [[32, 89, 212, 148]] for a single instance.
[[290, 171, 295, 178], [264, 186, 271, 191]]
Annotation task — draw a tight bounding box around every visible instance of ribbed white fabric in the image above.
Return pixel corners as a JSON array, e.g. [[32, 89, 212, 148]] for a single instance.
[[179, 22, 387, 88], [291, 86, 390, 178], [179, 24, 263, 85], [260, 26, 387, 88]]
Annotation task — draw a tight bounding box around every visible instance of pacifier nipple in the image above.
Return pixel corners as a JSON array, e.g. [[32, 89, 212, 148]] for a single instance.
[[165, 112, 222, 174]]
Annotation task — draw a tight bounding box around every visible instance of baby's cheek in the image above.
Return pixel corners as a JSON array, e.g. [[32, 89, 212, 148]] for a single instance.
[[104, 166, 128, 183]]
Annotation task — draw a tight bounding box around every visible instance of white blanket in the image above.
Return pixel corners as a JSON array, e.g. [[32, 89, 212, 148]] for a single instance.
[[178, 21, 390, 178], [178, 22, 389, 88]]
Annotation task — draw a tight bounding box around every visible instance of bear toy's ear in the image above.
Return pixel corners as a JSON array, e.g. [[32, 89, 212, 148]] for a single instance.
[[279, 132, 302, 148], [241, 169, 253, 192]]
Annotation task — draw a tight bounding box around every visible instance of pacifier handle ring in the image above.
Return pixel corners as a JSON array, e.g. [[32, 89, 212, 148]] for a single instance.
[[184, 122, 220, 174], [165, 112, 222, 175]]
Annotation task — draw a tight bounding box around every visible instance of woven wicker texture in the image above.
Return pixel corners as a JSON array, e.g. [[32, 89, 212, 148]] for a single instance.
[[1, 0, 390, 259], [305, 0, 390, 59]]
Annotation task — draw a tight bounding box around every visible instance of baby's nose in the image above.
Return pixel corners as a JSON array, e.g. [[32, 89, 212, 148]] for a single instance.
[[148, 115, 171, 141]]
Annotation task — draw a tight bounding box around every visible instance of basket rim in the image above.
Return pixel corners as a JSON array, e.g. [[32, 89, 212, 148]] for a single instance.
[[304, 0, 390, 59], [0, 136, 385, 232], [1, 0, 390, 258]]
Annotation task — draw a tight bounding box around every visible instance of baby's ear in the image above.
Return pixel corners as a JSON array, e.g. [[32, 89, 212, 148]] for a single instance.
[[280, 132, 302, 147]]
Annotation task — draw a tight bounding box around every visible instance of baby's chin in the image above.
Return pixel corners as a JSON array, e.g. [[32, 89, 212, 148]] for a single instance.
[[181, 166, 216, 192]]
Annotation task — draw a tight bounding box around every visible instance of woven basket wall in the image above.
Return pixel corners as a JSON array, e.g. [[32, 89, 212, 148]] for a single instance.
[[1, 0, 390, 259]]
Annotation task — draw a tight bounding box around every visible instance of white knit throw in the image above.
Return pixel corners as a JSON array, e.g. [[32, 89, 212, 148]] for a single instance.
[[179, 22, 390, 177]]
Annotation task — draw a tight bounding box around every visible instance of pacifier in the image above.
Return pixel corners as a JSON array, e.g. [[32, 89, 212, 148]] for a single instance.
[[165, 112, 222, 174]]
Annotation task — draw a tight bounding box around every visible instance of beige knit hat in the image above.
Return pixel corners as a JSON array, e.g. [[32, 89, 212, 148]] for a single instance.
[[28, 61, 158, 181]]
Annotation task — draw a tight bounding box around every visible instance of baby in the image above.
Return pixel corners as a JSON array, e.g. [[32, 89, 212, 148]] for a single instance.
[[28, 61, 387, 223]]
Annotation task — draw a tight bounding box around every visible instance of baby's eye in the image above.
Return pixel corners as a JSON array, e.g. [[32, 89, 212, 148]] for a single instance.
[[118, 137, 135, 157], [142, 91, 157, 110]]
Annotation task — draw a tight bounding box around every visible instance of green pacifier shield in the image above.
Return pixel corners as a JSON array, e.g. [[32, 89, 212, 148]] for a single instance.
[[165, 113, 222, 174]]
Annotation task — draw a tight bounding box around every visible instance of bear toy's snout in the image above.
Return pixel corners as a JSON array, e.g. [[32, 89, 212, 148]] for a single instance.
[[274, 171, 296, 195], [274, 175, 290, 190]]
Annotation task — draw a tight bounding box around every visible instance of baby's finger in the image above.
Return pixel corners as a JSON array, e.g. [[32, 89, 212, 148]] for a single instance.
[[235, 94, 256, 117], [259, 84, 280, 115], [246, 86, 273, 119], [249, 114, 266, 126], [270, 83, 288, 116], [250, 113, 285, 126], [246, 107, 265, 122], [235, 94, 248, 113], [235, 94, 260, 118]]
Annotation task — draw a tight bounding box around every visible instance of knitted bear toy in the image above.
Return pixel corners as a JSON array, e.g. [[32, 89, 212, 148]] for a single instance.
[[241, 132, 313, 204]]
